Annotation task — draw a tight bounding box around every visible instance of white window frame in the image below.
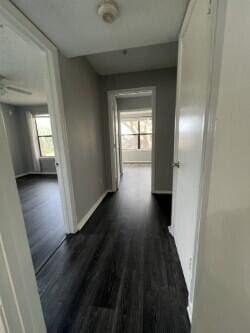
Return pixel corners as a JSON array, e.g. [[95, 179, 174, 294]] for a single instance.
[[34, 115, 55, 158]]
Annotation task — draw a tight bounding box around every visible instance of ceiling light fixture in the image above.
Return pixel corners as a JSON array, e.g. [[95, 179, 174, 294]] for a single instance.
[[97, 0, 119, 23]]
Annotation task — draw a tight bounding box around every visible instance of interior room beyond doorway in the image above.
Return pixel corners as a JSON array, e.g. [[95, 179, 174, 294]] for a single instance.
[[0, 23, 66, 273], [118, 95, 153, 166]]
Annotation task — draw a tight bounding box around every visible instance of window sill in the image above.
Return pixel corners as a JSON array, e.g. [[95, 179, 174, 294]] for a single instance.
[[39, 156, 55, 159], [122, 149, 151, 152]]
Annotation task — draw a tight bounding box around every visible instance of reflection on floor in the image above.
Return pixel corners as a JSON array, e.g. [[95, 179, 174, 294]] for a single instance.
[[17, 175, 65, 273], [36, 164, 190, 332]]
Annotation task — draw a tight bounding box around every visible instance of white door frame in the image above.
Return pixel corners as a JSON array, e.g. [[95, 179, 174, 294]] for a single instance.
[[107, 86, 156, 192], [170, 0, 219, 320], [0, 0, 77, 234]]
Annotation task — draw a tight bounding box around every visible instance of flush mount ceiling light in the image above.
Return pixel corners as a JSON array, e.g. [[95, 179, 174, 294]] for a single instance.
[[97, 0, 119, 23]]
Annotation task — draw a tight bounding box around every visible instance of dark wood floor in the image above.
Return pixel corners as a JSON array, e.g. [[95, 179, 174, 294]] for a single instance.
[[17, 175, 65, 273], [36, 165, 190, 333]]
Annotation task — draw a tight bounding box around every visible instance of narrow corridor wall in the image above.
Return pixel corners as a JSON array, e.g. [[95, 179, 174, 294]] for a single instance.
[[59, 55, 106, 224]]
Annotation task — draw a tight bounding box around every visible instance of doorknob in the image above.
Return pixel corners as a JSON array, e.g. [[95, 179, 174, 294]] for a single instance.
[[172, 161, 180, 168]]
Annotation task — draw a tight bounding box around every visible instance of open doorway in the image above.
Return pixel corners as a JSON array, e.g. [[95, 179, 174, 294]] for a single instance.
[[108, 87, 156, 193], [1, 103, 64, 273], [0, 22, 68, 274]]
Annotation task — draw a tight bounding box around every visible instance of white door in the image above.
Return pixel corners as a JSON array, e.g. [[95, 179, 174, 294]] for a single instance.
[[117, 110, 123, 177], [171, 0, 214, 292], [112, 97, 121, 189]]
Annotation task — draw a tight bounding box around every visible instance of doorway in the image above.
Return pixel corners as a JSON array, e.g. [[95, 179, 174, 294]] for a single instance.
[[108, 87, 156, 193], [0, 8, 77, 329], [1, 104, 66, 274], [0, 23, 67, 275]]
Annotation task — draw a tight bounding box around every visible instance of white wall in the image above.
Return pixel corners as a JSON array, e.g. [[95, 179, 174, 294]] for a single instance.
[[122, 150, 151, 163], [192, 1, 250, 332]]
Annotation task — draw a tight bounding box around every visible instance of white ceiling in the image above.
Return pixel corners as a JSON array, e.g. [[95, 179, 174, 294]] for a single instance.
[[87, 42, 178, 75], [11, 0, 188, 57], [0, 23, 46, 105]]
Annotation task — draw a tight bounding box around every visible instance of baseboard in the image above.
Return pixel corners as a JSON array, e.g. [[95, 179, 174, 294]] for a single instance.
[[168, 226, 174, 237], [16, 172, 57, 178], [15, 172, 30, 178], [107, 189, 115, 193], [30, 172, 57, 175], [78, 191, 108, 231], [152, 190, 172, 194], [123, 161, 151, 164], [187, 302, 193, 322]]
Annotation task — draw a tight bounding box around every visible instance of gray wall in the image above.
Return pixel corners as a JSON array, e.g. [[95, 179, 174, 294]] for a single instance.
[[100, 67, 177, 191], [1, 103, 33, 176], [18, 104, 49, 115], [18, 105, 56, 173], [1, 103, 56, 175], [117, 96, 152, 111], [59, 55, 106, 223]]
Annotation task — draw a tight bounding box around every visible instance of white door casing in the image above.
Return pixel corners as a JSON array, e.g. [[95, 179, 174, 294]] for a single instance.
[[0, 0, 78, 330], [0, 0, 77, 234], [108, 87, 156, 192], [113, 97, 121, 188], [171, 0, 215, 317], [0, 107, 46, 332], [108, 94, 121, 191], [0, 235, 25, 333]]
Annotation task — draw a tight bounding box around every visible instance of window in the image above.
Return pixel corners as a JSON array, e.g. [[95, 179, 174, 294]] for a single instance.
[[35, 115, 55, 157], [121, 118, 152, 150]]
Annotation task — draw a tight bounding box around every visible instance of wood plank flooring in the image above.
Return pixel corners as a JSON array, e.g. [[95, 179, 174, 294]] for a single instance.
[[17, 175, 65, 273], [37, 165, 190, 332]]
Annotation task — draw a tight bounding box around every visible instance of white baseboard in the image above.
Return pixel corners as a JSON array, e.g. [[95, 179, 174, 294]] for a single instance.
[[15, 172, 30, 179], [168, 226, 174, 237], [152, 190, 172, 194], [77, 191, 108, 231], [15, 172, 57, 178], [123, 161, 151, 164], [30, 172, 57, 175], [107, 189, 115, 193], [187, 302, 193, 322]]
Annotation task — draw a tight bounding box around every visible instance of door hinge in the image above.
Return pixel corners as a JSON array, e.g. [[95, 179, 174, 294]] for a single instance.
[[207, 0, 212, 15]]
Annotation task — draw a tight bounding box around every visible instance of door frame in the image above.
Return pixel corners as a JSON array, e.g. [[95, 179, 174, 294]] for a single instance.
[[170, 0, 219, 320], [107, 86, 156, 192], [0, 0, 77, 234]]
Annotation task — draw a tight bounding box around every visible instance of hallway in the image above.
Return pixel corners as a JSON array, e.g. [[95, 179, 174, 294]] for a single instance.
[[37, 164, 190, 332]]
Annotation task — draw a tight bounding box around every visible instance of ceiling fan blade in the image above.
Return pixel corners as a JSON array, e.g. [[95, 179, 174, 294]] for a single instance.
[[6, 86, 32, 95]]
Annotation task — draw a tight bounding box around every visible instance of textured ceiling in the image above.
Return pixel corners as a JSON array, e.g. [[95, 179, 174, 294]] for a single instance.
[[0, 23, 46, 105], [11, 0, 188, 57], [87, 42, 178, 75]]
